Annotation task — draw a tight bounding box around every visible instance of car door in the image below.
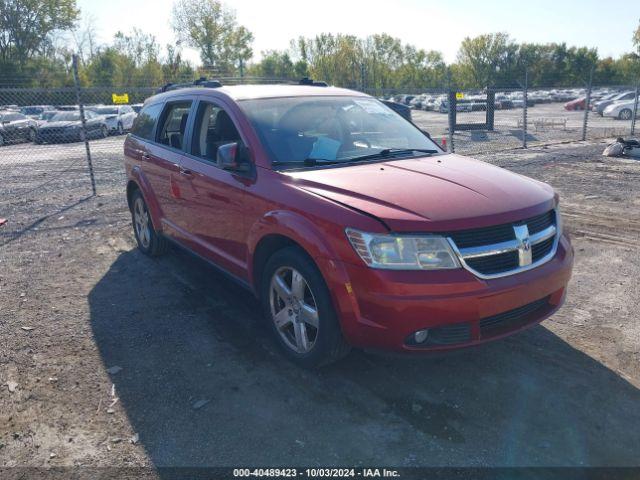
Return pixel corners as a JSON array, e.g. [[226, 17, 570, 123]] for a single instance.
[[142, 99, 194, 237], [171, 98, 252, 280], [11, 113, 31, 140]]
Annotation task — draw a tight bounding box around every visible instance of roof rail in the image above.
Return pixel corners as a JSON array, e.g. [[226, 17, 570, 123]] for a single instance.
[[157, 77, 223, 94], [298, 77, 328, 87]]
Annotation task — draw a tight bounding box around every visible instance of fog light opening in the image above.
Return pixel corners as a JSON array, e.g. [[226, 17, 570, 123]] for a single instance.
[[414, 329, 430, 344]]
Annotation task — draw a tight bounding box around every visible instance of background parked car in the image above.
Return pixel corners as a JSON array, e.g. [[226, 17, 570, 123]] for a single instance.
[[35, 110, 108, 144], [564, 97, 587, 111], [36, 110, 60, 127], [603, 100, 637, 120], [0, 111, 38, 146], [20, 105, 55, 120], [594, 91, 636, 115], [88, 105, 137, 135]]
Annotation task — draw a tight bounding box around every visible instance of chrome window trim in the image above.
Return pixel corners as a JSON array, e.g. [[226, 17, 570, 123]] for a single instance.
[[447, 219, 560, 280]]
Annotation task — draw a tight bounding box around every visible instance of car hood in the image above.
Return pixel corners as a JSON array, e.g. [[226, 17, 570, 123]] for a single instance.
[[41, 121, 81, 128], [605, 101, 635, 111], [287, 154, 556, 232]]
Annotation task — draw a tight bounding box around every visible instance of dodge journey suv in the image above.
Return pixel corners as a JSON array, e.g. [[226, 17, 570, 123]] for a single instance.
[[123, 81, 574, 367]]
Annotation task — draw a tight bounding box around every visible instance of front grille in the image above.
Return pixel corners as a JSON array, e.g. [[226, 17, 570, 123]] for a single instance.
[[532, 236, 554, 262], [480, 296, 550, 337], [425, 322, 472, 345], [523, 210, 555, 234], [466, 251, 519, 275], [449, 210, 556, 249], [449, 224, 514, 249], [449, 209, 558, 277]]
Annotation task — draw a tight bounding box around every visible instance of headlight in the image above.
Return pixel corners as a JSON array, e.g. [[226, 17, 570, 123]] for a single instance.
[[345, 228, 460, 270]]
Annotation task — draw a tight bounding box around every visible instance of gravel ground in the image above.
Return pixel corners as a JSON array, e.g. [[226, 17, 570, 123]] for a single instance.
[[0, 137, 639, 473]]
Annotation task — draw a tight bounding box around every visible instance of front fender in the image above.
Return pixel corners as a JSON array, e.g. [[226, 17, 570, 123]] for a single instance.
[[248, 210, 340, 261], [246, 210, 365, 345], [129, 166, 164, 232]]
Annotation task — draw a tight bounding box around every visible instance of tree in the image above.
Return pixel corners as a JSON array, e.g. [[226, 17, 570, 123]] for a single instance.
[[114, 28, 160, 67], [0, 0, 79, 64], [170, 0, 253, 73], [633, 19, 640, 57], [456, 33, 519, 87]]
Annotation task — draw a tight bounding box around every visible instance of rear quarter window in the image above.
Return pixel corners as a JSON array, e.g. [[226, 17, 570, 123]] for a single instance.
[[132, 103, 163, 141]]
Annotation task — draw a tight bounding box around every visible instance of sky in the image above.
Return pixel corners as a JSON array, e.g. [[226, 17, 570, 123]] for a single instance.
[[76, 0, 639, 65]]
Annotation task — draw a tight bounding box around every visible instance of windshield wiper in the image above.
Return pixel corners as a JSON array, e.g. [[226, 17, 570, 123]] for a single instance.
[[342, 148, 439, 163], [272, 149, 439, 170], [272, 158, 345, 169]]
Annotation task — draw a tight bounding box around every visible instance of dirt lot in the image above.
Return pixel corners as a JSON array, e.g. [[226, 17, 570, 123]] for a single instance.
[[1, 138, 639, 472]]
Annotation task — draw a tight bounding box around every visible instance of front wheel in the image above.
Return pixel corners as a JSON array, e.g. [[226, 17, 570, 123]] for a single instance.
[[261, 247, 350, 368], [101, 125, 108, 139], [117, 122, 124, 135], [28, 128, 37, 142], [130, 190, 168, 256], [619, 109, 632, 121]]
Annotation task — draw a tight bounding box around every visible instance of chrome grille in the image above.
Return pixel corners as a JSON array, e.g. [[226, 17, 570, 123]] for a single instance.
[[448, 210, 559, 279]]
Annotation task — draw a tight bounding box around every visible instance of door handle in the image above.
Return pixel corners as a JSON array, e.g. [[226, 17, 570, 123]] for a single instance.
[[141, 152, 150, 160], [179, 166, 193, 176]]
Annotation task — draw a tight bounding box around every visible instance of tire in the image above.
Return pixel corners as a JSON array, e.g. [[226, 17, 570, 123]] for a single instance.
[[619, 109, 632, 121], [260, 247, 351, 368], [0, 133, 4, 147], [28, 128, 37, 142], [130, 189, 168, 257], [101, 125, 108, 139], [117, 122, 124, 135]]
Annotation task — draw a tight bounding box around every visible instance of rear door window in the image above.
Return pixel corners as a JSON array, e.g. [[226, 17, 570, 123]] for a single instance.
[[157, 101, 193, 151], [131, 103, 163, 141]]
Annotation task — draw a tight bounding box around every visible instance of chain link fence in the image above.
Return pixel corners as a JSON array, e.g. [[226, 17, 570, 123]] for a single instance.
[[1, 64, 639, 252], [379, 82, 639, 155]]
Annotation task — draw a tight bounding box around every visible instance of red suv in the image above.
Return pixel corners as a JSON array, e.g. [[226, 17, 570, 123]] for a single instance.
[[124, 82, 574, 367]]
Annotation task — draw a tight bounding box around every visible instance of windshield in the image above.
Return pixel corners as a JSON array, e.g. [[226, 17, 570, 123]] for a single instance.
[[240, 96, 441, 168], [94, 107, 118, 115], [51, 112, 81, 122], [21, 107, 43, 115]]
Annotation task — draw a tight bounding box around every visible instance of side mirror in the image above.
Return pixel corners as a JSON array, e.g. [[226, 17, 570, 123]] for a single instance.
[[217, 142, 252, 173]]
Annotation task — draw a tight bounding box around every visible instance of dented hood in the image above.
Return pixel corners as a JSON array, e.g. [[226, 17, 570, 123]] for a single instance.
[[287, 154, 556, 232]]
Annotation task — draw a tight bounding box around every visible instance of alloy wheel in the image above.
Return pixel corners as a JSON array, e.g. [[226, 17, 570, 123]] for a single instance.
[[620, 109, 632, 121], [269, 267, 319, 354], [133, 197, 151, 249]]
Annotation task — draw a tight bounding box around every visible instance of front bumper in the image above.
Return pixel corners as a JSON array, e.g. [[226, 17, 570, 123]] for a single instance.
[[36, 130, 82, 143], [317, 235, 574, 352]]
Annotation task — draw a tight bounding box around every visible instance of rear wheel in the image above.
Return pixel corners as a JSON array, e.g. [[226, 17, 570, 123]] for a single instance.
[[101, 125, 108, 139], [117, 122, 124, 135], [28, 128, 37, 142], [0, 133, 4, 147], [261, 247, 350, 368], [619, 109, 632, 121], [130, 190, 168, 256]]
